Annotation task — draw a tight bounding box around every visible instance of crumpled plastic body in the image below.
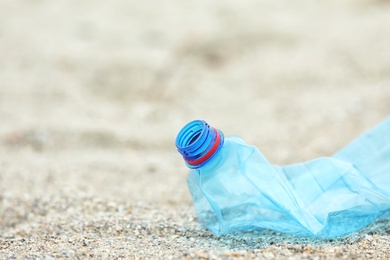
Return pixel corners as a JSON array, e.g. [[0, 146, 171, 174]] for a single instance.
[[186, 117, 390, 238]]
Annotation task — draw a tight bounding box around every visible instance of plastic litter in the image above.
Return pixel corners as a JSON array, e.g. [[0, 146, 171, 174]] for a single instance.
[[175, 117, 390, 238]]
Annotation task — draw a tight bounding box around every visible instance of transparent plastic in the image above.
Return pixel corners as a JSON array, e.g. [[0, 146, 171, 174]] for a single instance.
[[176, 117, 390, 238]]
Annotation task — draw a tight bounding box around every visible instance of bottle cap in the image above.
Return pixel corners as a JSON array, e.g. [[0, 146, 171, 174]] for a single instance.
[[176, 120, 224, 168]]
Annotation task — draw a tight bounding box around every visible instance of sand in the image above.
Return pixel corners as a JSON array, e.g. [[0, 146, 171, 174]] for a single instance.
[[1, 0, 390, 258]]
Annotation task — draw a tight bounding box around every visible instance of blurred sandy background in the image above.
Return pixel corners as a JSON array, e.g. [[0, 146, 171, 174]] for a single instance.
[[1, 0, 390, 258]]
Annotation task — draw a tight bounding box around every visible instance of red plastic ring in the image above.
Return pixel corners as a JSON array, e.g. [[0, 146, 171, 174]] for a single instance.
[[185, 128, 221, 166]]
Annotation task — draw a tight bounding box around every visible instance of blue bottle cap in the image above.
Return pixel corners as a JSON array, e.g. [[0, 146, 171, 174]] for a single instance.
[[176, 120, 224, 168]]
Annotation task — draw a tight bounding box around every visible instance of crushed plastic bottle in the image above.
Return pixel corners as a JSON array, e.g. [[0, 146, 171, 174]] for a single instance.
[[175, 118, 390, 238]]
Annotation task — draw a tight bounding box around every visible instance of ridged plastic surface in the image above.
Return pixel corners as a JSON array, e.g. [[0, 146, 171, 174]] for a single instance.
[[183, 117, 390, 238]]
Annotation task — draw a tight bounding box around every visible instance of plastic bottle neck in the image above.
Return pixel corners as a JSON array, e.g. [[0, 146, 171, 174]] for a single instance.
[[176, 120, 225, 169]]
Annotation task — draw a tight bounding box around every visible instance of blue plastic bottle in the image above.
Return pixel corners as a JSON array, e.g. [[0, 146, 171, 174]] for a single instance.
[[175, 118, 390, 238]]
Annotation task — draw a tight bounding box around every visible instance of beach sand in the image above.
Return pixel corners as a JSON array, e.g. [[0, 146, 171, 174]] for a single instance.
[[1, 0, 390, 258]]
